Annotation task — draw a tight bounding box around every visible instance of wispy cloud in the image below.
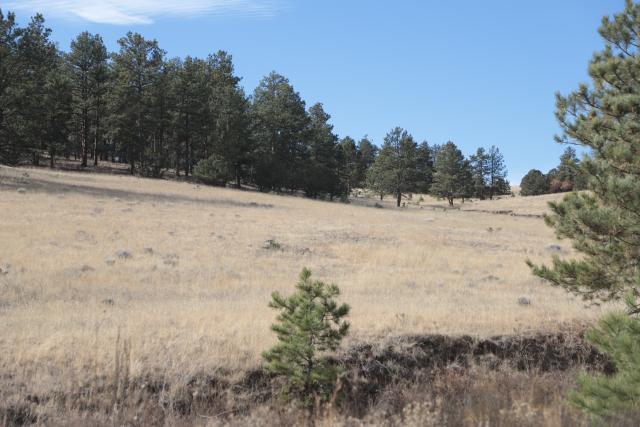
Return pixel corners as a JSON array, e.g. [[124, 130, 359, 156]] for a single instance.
[[5, 0, 282, 25]]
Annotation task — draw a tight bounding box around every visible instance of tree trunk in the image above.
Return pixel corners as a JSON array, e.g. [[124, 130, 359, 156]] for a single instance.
[[184, 114, 190, 177], [81, 112, 88, 167], [93, 111, 100, 167], [185, 138, 191, 177], [396, 191, 401, 207]]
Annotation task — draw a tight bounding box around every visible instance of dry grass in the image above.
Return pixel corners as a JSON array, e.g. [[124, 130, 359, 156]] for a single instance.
[[0, 165, 610, 424]]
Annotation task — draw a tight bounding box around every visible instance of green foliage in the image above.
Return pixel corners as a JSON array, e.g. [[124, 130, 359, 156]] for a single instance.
[[6, 13, 59, 165], [338, 136, 359, 195], [263, 268, 350, 406], [109, 32, 164, 175], [430, 141, 467, 205], [251, 72, 309, 192], [356, 137, 377, 187], [1, 8, 516, 206], [414, 141, 434, 194], [470, 147, 489, 199], [571, 310, 640, 421], [529, 0, 640, 418], [521, 148, 586, 196], [486, 145, 508, 199], [365, 127, 419, 207], [67, 31, 108, 167], [205, 51, 252, 186], [42, 58, 73, 167], [547, 147, 587, 192], [0, 9, 20, 164], [520, 169, 548, 196], [304, 103, 342, 198], [529, 0, 640, 310], [193, 155, 232, 186], [469, 146, 509, 199]]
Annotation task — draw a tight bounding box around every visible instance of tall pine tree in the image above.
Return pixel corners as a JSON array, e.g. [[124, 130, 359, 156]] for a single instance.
[[0, 9, 20, 164], [529, 1, 640, 419], [110, 32, 164, 174], [366, 127, 419, 207], [486, 145, 508, 199], [431, 141, 466, 206], [67, 32, 108, 167], [251, 72, 309, 192]]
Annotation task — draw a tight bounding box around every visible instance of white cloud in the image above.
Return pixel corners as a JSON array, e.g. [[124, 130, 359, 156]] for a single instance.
[[5, 0, 281, 25]]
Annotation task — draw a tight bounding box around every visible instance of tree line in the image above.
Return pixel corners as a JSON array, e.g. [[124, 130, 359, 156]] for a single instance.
[[519, 147, 587, 196], [0, 10, 509, 205]]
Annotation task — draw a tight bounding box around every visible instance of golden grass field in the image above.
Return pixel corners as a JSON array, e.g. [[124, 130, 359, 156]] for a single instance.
[[0, 165, 607, 409]]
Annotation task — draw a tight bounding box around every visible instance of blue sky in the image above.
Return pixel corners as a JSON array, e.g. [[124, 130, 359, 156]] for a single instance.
[[5, 0, 622, 182]]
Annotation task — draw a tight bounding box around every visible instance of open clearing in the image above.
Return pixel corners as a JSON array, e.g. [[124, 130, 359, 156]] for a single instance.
[[0, 166, 606, 403]]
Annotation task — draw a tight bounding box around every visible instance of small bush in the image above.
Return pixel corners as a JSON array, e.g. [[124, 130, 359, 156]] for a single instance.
[[193, 155, 232, 186], [262, 239, 282, 251], [262, 268, 350, 407]]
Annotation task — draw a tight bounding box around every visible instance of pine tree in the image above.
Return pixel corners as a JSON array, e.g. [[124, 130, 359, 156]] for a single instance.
[[42, 57, 72, 167], [414, 141, 434, 194], [570, 311, 640, 421], [304, 103, 342, 198], [366, 156, 387, 201], [338, 136, 359, 196], [146, 57, 176, 176], [173, 56, 208, 176], [109, 32, 164, 175], [431, 141, 466, 206], [67, 32, 108, 167], [206, 51, 251, 187], [0, 9, 20, 164], [529, 1, 640, 419], [486, 145, 508, 199], [365, 127, 418, 207], [251, 72, 309, 192], [548, 147, 586, 192], [470, 147, 490, 199], [529, 0, 640, 312], [458, 159, 475, 202], [14, 14, 58, 166], [356, 136, 377, 186], [263, 268, 350, 406]]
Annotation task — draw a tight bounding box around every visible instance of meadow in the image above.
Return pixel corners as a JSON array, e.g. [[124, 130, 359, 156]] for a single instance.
[[0, 165, 609, 425]]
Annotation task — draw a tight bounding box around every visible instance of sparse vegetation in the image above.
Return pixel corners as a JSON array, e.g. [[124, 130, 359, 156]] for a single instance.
[[2, 0, 639, 424], [0, 165, 612, 425]]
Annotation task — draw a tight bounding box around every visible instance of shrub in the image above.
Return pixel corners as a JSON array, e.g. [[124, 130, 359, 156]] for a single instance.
[[262, 268, 350, 407], [193, 155, 231, 186], [519, 169, 548, 196]]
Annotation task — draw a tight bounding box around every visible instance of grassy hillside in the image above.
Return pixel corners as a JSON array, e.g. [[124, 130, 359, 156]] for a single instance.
[[0, 165, 609, 425]]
